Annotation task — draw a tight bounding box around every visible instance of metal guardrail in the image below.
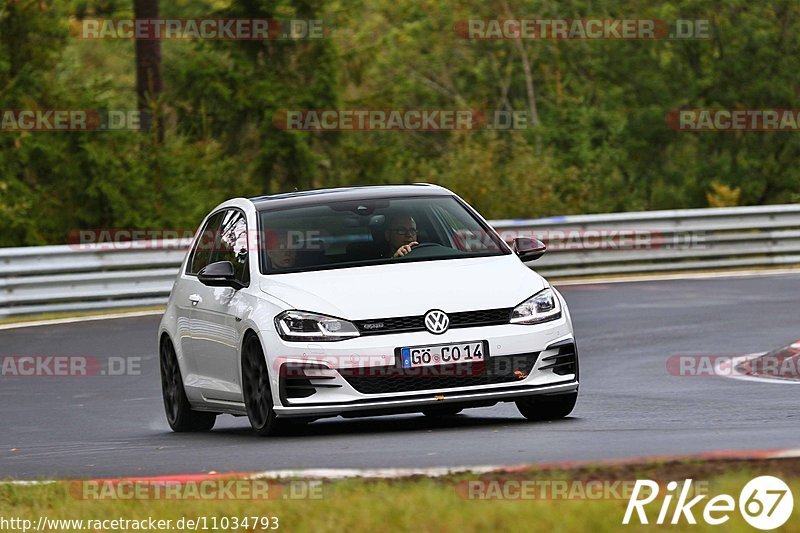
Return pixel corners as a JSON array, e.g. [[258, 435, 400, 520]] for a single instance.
[[2, 204, 800, 317], [0, 240, 190, 317], [494, 204, 800, 277]]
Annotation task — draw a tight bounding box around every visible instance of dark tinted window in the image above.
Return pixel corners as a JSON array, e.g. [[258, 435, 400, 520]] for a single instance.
[[258, 196, 507, 274], [187, 211, 226, 275], [210, 210, 250, 285], [186, 209, 250, 286]]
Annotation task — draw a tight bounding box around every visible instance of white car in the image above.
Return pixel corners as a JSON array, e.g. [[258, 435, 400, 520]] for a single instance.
[[158, 184, 579, 435]]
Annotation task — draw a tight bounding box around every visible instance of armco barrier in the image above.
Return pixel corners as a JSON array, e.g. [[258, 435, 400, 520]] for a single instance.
[[1, 205, 799, 317]]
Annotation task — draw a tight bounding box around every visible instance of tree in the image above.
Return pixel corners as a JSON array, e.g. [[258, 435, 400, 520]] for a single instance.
[[133, 0, 163, 142]]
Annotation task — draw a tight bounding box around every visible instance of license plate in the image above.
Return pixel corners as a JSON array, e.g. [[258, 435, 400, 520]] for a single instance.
[[401, 341, 485, 369]]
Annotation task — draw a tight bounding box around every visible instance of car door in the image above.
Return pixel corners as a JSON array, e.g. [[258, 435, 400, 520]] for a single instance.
[[178, 210, 226, 387], [189, 208, 251, 402]]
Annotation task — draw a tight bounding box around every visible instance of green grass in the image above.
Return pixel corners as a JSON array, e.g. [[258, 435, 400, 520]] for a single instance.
[[2, 458, 799, 532]]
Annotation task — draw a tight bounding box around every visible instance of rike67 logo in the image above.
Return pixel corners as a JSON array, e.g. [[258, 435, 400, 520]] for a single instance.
[[623, 476, 793, 530]]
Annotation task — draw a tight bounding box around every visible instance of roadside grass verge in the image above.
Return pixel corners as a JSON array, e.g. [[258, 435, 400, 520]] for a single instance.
[[2, 458, 799, 532]]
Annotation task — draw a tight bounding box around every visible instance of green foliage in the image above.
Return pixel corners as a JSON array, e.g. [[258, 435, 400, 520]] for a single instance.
[[2, 0, 800, 246], [706, 180, 741, 207]]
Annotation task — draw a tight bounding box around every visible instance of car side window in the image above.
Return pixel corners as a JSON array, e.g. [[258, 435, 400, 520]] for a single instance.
[[431, 204, 498, 251], [209, 209, 250, 286], [187, 211, 226, 275]]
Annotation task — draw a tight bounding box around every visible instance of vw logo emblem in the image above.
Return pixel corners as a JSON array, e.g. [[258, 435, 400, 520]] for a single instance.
[[424, 310, 449, 334]]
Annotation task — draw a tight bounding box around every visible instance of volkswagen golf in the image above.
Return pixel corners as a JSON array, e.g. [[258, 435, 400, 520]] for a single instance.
[[158, 184, 579, 435]]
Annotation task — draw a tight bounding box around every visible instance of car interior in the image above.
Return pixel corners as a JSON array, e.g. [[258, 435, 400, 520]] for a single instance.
[[263, 209, 445, 271]]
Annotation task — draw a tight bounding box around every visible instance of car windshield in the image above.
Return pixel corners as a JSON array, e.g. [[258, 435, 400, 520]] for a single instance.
[[258, 195, 509, 274]]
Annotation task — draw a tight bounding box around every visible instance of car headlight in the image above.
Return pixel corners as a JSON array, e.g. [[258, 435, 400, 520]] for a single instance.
[[510, 288, 562, 324], [275, 310, 360, 341]]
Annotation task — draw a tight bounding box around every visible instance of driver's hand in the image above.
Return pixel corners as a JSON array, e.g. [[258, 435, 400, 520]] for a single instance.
[[393, 241, 419, 257]]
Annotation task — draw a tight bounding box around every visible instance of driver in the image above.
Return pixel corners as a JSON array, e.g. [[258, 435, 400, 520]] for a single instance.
[[384, 213, 418, 257], [265, 229, 297, 270]]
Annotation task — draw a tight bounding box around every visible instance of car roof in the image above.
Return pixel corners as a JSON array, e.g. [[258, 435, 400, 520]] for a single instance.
[[249, 184, 451, 210]]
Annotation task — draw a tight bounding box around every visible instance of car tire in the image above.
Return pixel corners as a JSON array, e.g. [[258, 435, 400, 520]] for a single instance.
[[242, 334, 294, 436], [160, 337, 217, 432], [515, 391, 577, 421], [421, 407, 463, 417]]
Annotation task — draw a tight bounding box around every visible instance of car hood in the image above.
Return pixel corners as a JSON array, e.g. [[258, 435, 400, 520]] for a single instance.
[[259, 255, 546, 320]]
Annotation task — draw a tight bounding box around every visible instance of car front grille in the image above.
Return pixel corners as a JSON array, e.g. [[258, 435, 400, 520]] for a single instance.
[[354, 307, 512, 335], [339, 352, 539, 395]]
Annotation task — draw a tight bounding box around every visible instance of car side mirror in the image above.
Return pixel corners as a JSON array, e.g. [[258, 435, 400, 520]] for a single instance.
[[198, 261, 245, 289], [511, 237, 546, 262]]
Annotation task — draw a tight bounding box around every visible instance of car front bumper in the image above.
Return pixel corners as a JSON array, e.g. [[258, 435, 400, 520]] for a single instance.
[[264, 312, 578, 419], [273, 380, 579, 418]]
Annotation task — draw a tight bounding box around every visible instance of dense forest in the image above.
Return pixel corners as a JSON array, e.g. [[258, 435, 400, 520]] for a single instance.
[[1, 0, 799, 246]]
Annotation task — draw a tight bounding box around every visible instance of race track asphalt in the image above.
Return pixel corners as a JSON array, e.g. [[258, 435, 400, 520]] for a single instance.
[[2, 273, 798, 479]]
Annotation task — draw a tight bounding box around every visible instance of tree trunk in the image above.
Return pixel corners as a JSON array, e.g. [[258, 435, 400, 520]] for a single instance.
[[133, 0, 163, 143], [499, 0, 539, 128]]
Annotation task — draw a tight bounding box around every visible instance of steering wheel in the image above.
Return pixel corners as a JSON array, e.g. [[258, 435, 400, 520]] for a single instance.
[[401, 242, 445, 258]]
